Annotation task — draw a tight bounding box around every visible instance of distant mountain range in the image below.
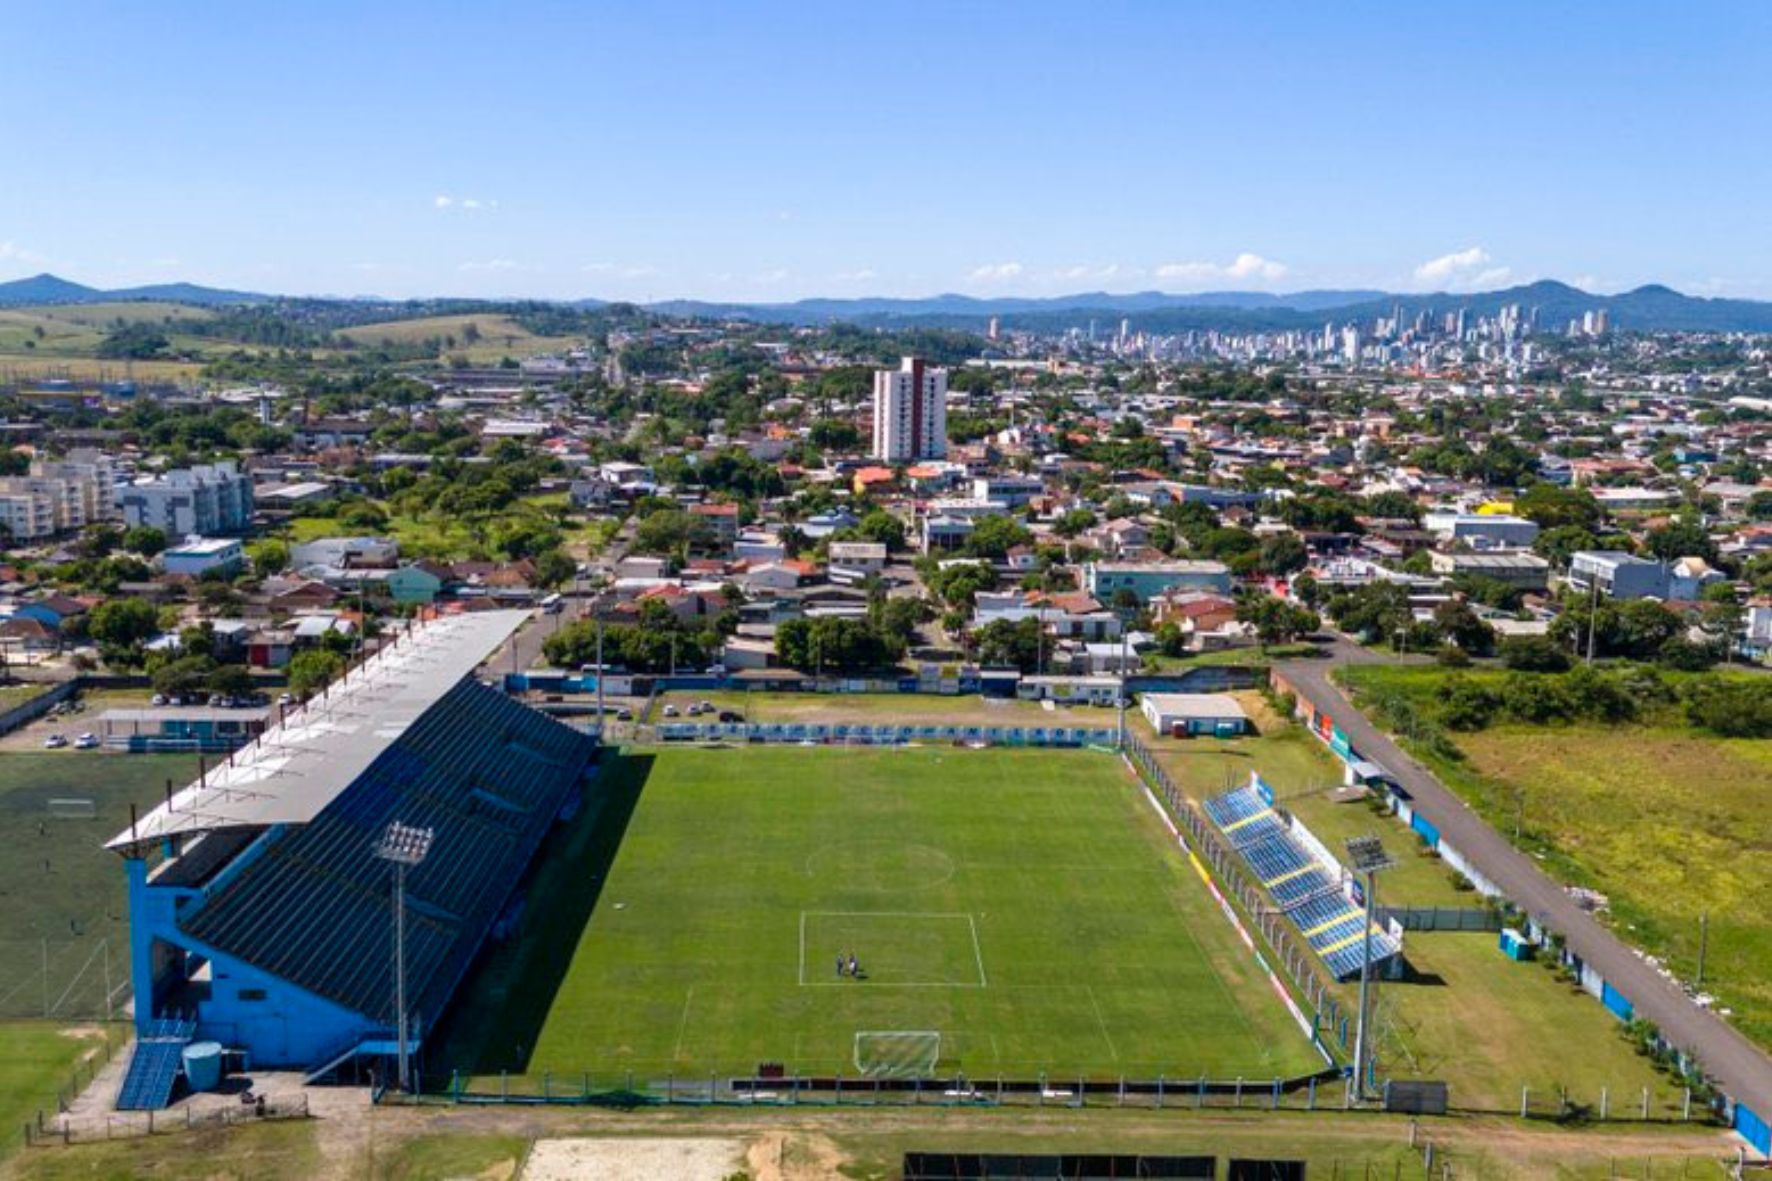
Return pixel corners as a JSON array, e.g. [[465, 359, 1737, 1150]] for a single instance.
[[5, 270, 1772, 333], [0, 272, 265, 307]]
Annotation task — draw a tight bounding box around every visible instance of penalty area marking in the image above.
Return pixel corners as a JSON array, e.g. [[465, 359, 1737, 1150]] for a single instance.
[[798, 911, 987, 988]]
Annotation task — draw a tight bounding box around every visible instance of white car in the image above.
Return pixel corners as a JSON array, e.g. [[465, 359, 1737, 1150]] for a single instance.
[[42, 734, 67, 749], [74, 733, 99, 750], [662, 704, 680, 717]]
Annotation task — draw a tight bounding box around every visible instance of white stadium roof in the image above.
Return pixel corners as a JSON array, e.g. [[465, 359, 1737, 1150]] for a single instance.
[[108, 609, 530, 850]]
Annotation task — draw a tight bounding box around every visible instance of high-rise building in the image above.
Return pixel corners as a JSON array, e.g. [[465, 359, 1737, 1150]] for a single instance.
[[870, 357, 947, 462], [0, 448, 119, 539], [118, 460, 256, 538], [986, 316, 1000, 342]]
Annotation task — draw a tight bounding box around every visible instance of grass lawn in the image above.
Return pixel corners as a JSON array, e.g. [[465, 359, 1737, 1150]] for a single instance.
[[0, 688, 46, 714], [0, 753, 201, 1019], [334, 313, 580, 366], [654, 690, 1076, 728], [432, 746, 1325, 1086], [0, 1023, 121, 1162], [1339, 664, 1772, 1051], [5, 1118, 322, 1180], [1136, 702, 1688, 1114]]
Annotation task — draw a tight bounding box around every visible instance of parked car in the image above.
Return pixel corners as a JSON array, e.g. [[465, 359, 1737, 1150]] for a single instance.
[[150, 694, 167, 707], [662, 704, 680, 717], [718, 710, 743, 723], [615, 707, 633, 721], [74, 733, 99, 750], [42, 734, 67, 749]]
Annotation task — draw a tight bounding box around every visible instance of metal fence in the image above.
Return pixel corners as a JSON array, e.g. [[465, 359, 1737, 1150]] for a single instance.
[[411, 1067, 1347, 1113], [651, 722, 1121, 746], [23, 1094, 310, 1148], [1378, 906, 1503, 933], [1122, 733, 1356, 1059], [0, 938, 127, 1021]]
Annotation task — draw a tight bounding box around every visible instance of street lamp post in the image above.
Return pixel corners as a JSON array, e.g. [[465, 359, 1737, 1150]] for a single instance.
[[1344, 834, 1395, 1105], [375, 821, 435, 1095]]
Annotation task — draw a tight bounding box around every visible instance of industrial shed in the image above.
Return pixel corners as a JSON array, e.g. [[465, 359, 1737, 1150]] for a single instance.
[[1140, 692, 1250, 738]]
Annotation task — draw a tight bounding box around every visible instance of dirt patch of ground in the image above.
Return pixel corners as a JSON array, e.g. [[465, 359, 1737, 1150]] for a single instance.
[[521, 1135, 746, 1181], [748, 1131, 847, 1181]]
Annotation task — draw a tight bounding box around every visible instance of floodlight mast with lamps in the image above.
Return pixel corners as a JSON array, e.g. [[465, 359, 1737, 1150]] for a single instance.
[[1344, 834, 1395, 1105], [375, 821, 434, 1094]]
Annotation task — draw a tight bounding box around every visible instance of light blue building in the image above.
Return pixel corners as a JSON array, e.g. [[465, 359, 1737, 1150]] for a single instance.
[[107, 611, 599, 1106], [1082, 559, 1233, 604]]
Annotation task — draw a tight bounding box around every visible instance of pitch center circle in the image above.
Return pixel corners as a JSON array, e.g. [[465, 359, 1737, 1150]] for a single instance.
[[805, 842, 956, 892]]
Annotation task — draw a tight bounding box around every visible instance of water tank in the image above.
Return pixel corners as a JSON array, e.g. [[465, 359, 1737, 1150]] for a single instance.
[[181, 1041, 225, 1092]]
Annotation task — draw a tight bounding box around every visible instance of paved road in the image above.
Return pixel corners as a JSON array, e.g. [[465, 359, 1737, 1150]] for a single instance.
[[1277, 656, 1772, 1125]]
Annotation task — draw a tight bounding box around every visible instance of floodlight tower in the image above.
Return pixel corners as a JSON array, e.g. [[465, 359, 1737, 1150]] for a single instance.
[[376, 820, 434, 1094], [1344, 834, 1395, 1105]]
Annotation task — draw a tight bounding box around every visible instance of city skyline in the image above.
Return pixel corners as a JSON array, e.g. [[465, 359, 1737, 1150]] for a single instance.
[[3, 2, 1770, 302]]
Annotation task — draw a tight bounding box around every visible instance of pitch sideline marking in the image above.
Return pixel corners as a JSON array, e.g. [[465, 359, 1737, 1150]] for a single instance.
[[967, 914, 988, 988], [673, 986, 695, 1059], [1086, 983, 1118, 1062]]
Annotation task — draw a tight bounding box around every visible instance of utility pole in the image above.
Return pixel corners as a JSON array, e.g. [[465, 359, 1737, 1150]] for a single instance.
[[376, 822, 434, 1095], [1697, 912, 1709, 988], [594, 613, 605, 737], [1116, 627, 1129, 750], [1345, 835, 1395, 1105], [1584, 572, 1600, 665]]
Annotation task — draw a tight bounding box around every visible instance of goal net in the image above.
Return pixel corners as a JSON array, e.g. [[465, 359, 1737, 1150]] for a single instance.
[[854, 1030, 941, 1079]]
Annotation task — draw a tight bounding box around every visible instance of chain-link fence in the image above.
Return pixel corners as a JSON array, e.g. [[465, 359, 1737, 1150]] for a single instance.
[[0, 938, 126, 1021]]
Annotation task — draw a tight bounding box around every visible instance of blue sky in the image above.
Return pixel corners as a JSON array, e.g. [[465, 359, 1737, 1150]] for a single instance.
[[3, 2, 1769, 301]]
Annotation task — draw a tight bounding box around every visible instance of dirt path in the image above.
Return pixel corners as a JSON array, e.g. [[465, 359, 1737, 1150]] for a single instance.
[[335, 1098, 1734, 1177]]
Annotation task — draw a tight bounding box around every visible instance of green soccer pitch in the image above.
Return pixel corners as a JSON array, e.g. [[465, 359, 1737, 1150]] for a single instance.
[[431, 745, 1326, 1085]]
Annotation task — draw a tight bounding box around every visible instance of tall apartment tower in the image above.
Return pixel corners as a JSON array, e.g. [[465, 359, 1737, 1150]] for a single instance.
[[871, 356, 947, 461]]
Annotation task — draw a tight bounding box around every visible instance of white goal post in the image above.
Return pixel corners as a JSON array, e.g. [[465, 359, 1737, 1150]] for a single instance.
[[854, 1030, 941, 1079]]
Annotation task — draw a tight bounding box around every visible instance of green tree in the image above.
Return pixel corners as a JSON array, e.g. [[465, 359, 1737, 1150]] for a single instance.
[[207, 663, 256, 698], [122, 526, 168, 557], [1256, 533, 1309, 576], [249, 539, 290, 575], [964, 515, 1032, 560], [1499, 634, 1572, 673], [287, 648, 346, 698], [151, 655, 217, 699], [1515, 485, 1601, 531], [88, 597, 160, 651], [532, 548, 577, 589]]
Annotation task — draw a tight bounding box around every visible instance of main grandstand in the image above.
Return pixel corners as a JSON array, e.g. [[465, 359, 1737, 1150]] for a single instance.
[[106, 609, 598, 1109]]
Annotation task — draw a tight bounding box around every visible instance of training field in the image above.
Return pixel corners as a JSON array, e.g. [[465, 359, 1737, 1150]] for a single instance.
[[434, 745, 1324, 1086]]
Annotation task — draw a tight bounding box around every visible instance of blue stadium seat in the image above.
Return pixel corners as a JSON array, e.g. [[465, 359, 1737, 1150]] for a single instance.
[[181, 681, 597, 1034]]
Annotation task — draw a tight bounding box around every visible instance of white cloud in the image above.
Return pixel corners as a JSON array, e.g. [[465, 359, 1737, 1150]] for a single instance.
[[582, 262, 661, 279], [1156, 253, 1288, 285], [753, 268, 789, 284], [1414, 246, 1508, 288], [969, 261, 1025, 282], [457, 258, 519, 273], [0, 241, 46, 266], [1053, 263, 1137, 283], [435, 195, 497, 213], [835, 268, 878, 282]]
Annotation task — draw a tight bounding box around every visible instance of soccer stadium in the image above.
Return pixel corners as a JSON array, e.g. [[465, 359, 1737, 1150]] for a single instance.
[[100, 612, 1334, 1108]]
